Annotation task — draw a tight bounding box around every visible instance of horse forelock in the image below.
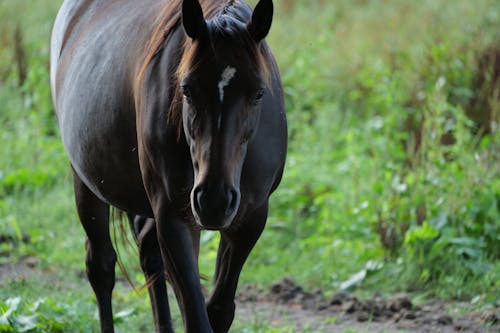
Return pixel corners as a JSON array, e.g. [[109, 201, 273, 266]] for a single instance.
[[176, 1, 270, 81]]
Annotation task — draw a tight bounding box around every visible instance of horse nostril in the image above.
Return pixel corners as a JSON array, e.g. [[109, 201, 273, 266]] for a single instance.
[[225, 188, 240, 216], [194, 187, 206, 215]]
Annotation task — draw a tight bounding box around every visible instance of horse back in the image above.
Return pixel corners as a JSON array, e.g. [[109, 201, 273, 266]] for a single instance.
[[50, 0, 165, 215]]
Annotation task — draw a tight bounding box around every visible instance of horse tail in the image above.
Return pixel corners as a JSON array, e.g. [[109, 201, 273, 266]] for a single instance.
[[110, 208, 138, 290]]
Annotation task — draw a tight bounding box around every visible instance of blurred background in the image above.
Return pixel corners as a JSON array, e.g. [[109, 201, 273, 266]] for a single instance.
[[0, 0, 498, 331]]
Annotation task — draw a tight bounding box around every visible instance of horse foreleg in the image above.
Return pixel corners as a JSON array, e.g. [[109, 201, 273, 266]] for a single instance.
[[207, 203, 268, 333], [130, 215, 174, 333], [73, 170, 116, 333], [154, 210, 213, 333], [189, 226, 201, 264]]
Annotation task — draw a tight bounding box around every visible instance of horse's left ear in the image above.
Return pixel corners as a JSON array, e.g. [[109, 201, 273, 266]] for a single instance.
[[247, 0, 273, 42], [182, 0, 207, 39]]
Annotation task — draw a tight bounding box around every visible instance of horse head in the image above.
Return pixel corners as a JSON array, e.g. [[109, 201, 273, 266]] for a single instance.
[[179, 0, 273, 230]]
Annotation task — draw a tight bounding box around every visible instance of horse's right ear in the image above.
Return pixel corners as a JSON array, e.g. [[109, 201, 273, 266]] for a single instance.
[[182, 0, 206, 39]]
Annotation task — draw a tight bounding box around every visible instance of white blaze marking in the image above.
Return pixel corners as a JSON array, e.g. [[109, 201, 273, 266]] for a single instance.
[[218, 66, 236, 102], [217, 114, 222, 130]]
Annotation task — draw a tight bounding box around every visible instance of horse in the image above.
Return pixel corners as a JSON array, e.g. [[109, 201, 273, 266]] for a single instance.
[[50, 0, 287, 332]]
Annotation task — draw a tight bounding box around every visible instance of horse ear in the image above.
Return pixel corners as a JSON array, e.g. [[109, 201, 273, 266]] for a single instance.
[[247, 0, 273, 42], [182, 0, 206, 39]]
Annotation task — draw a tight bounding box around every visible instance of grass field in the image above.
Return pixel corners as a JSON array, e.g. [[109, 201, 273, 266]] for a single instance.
[[0, 0, 499, 331]]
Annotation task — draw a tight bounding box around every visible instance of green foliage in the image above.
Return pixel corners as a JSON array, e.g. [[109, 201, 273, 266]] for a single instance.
[[0, 296, 96, 333], [254, 0, 500, 299]]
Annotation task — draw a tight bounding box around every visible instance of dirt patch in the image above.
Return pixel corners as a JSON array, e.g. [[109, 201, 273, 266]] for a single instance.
[[237, 277, 500, 333], [1, 262, 498, 332], [0, 257, 39, 286], [0, 233, 38, 286]]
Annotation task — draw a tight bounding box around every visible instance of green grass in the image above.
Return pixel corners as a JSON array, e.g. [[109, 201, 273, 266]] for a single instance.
[[1, 0, 499, 331]]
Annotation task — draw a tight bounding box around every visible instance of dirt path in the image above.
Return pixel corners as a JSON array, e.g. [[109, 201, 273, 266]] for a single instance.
[[1, 261, 499, 332], [236, 278, 500, 333]]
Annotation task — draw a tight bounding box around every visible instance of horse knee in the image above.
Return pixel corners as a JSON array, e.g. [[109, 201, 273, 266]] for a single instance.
[[139, 247, 163, 275], [85, 243, 117, 292], [207, 300, 235, 333]]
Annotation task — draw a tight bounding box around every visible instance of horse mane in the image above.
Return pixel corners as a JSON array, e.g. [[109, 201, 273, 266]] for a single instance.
[[137, 0, 274, 132], [137, 0, 222, 85]]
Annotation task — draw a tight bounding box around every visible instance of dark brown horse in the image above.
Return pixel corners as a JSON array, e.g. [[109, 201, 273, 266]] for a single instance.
[[50, 0, 286, 332]]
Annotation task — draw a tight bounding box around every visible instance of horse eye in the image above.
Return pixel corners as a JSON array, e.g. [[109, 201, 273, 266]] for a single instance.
[[181, 84, 192, 101], [252, 89, 265, 106], [255, 89, 265, 101]]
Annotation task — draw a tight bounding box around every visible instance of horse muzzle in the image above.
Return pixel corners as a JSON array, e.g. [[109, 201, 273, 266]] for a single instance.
[[191, 184, 241, 230]]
